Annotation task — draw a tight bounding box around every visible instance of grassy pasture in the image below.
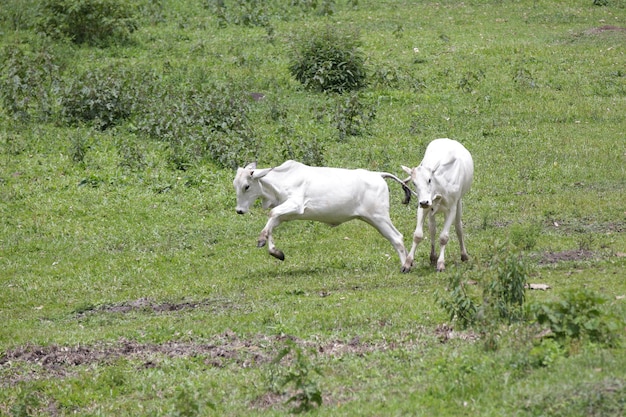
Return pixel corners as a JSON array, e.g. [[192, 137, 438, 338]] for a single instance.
[[1, 0, 626, 415]]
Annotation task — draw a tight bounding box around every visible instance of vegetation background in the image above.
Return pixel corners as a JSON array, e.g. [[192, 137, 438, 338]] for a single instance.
[[1, 0, 625, 415]]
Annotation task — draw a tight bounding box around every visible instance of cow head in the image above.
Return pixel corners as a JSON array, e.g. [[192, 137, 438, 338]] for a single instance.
[[233, 162, 272, 214], [401, 164, 442, 209]]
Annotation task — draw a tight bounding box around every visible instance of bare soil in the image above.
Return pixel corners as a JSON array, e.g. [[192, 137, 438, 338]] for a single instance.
[[0, 323, 475, 387]]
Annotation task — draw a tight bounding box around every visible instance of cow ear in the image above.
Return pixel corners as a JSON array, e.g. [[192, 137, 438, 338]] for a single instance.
[[244, 162, 257, 170], [401, 165, 412, 176], [252, 167, 272, 179]]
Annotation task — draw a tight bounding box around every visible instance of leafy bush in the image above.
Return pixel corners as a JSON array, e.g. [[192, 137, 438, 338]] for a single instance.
[[0, 42, 60, 122], [134, 84, 257, 169], [59, 67, 135, 130], [531, 289, 623, 347], [38, 0, 138, 46], [289, 25, 366, 93]]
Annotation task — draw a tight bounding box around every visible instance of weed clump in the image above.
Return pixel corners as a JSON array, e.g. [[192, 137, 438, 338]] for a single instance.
[[289, 25, 366, 94]]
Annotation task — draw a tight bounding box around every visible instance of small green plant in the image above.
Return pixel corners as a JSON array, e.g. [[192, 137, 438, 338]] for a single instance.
[[528, 338, 564, 368], [509, 222, 541, 251], [485, 246, 529, 322], [268, 338, 323, 413], [439, 242, 530, 331], [438, 269, 479, 330], [69, 130, 89, 164], [170, 384, 215, 417], [289, 25, 366, 93], [531, 289, 623, 348], [10, 387, 43, 417], [37, 0, 138, 46], [335, 93, 376, 140]]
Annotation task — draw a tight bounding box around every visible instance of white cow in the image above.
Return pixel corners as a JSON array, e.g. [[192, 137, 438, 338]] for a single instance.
[[401, 138, 474, 272], [233, 160, 412, 272]]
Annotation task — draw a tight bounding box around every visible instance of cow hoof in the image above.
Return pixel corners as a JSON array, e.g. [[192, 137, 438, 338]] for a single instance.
[[461, 254, 469, 262], [270, 250, 285, 261], [257, 239, 267, 248], [436, 263, 445, 272]]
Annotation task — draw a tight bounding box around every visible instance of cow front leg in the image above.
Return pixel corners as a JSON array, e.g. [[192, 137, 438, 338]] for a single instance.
[[403, 207, 426, 272], [257, 201, 303, 261], [257, 216, 285, 261], [257, 223, 284, 261]]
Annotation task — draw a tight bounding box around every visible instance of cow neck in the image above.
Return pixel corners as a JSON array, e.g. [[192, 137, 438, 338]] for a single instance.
[[257, 168, 281, 207]]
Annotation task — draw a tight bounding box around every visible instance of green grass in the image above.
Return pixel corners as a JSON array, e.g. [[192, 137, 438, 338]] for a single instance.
[[1, 0, 626, 415]]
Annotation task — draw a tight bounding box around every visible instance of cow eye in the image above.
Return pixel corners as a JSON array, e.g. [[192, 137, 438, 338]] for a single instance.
[[428, 179, 431, 184], [244, 185, 250, 192]]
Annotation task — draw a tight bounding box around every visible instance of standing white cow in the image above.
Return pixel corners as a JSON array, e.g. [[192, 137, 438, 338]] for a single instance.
[[401, 138, 474, 272], [233, 160, 412, 272]]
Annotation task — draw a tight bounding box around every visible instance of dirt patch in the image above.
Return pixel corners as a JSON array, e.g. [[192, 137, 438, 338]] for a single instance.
[[540, 249, 596, 264], [435, 324, 480, 343], [0, 330, 452, 387], [584, 25, 626, 35], [76, 297, 237, 316]]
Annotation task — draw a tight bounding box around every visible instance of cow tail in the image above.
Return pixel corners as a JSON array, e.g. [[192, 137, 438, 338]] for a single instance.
[[380, 173, 413, 205]]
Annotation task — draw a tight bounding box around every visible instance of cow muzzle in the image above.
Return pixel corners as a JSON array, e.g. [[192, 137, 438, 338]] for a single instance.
[[236, 209, 246, 215], [419, 201, 431, 209]]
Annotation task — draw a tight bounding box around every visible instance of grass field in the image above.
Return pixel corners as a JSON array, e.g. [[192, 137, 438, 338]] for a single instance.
[[1, 0, 625, 415]]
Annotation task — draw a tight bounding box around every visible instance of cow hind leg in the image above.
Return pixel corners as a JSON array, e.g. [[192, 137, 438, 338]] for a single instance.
[[428, 213, 438, 267], [436, 208, 458, 272], [403, 207, 427, 272], [455, 200, 469, 262], [363, 215, 408, 273]]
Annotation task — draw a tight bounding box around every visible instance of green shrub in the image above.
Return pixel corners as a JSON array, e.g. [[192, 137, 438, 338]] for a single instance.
[[289, 25, 366, 93], [38, 0, 138, 46], [134, 84, 257, 169], [59, 67, 134, 130], [531, 289, 623, 347]]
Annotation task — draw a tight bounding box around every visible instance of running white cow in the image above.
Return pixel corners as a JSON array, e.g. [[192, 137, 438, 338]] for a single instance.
[[233, 160, 412, 272], [401, 138, 474, 272]]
